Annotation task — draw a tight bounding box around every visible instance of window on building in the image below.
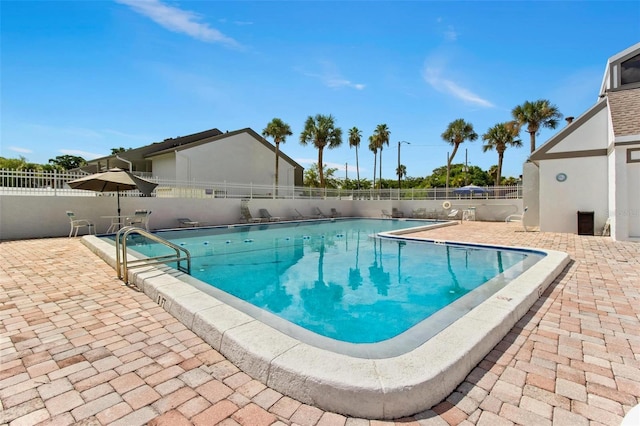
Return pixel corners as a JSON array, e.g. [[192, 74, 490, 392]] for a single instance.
[[620, 53, 640, 85]]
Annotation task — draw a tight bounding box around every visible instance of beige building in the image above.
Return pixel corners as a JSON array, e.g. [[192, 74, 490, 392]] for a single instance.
[[86, 127, 304, 187], [525, 42, 640, 241]]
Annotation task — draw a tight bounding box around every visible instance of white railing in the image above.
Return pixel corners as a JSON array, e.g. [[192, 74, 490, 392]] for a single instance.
[[0, 169, 522, 200]]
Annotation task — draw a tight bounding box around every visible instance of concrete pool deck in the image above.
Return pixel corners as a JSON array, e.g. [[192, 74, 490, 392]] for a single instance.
[[1, 221, 639, 425]]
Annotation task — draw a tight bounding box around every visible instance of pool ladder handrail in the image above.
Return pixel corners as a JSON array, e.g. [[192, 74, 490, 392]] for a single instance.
[[116, 226, 191, 284]]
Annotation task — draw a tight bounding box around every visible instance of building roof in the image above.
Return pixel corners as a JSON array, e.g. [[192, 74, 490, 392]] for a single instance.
[[146, 127, 303, 170], [607, 87, 640, 137]]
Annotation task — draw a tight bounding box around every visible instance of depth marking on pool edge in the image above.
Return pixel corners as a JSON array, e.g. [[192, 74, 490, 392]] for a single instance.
[[157, 295, 167, 307]]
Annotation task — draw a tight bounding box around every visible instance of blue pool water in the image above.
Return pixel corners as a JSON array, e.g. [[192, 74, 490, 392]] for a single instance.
[[119, 219, 544, 344]]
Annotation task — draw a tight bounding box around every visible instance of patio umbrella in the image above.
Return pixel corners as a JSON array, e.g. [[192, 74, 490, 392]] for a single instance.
[[452, 184, 488, 196], [67, 168, 158, 217]]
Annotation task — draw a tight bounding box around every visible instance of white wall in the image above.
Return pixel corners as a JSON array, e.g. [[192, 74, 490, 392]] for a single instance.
[[0, 195, 522, 241], [152, 153, 177, 180], [539, 157, 609, 233], [173, 133, 294, 187], [522, 162, 540, 228], [547, 107, 609, 153]]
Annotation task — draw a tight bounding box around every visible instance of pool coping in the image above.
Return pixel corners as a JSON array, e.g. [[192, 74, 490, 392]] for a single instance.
[[82, 223, 570, 419]]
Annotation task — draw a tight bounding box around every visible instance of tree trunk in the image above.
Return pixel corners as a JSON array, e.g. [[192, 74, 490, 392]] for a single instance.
[[529, 131, 536, 153], [275, 142, 280, 195], [497, 153, 503, 187], [355, 145, 360, 189], [379, 146, 383, 189], [372, 152, 377, 190], [446, 144, 460, 191], [318, 148, 324, 188]]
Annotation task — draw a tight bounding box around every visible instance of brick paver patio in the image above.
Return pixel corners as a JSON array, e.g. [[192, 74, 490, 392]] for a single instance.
[[1, 221, 638, 425]]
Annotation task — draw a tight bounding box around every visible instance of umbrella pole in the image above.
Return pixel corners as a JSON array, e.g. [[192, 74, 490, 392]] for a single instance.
[[117, 188, 121, 223]]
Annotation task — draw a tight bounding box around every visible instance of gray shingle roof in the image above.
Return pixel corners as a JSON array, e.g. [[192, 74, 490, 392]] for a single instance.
[[608, 87, 640, 137]]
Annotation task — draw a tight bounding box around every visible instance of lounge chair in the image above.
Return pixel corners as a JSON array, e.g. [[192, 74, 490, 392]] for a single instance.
[[66, 211, 95, 237], [259, 208, 280, 222], [412, 208, 427, 219], [293, 209, 314, 220], [381, 209, 392, 218], [177, 218, 200, 228], [312, 207, 327, 218], [447, 209, 461, 222], [330, 208, 342, 218], [392, 208, 404, 218], [240, 206, 262, 223], [126, 209, 152, 231], [505, 206, 528, 232]]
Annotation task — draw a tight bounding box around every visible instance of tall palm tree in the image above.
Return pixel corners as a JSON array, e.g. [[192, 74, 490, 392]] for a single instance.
[[372, 124, 390, 189], [262, 118, 292, 191], [300, 114, 342, 188], [368, 135, 377, 190], [396, 164, 407, 187], [441, 118, 478, 189], [511, 99, 563, 153], [482, 121, 523, 186], [348, 127, 362, 189]]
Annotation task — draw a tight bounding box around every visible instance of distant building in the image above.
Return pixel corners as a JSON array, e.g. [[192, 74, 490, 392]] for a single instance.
[[85, 127, 304, 187], [525, 42, 640, 241]]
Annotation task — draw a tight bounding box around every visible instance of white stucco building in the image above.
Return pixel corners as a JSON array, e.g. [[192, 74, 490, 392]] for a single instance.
[[524, 42, 640, 241], [86, 127, 304, 187]]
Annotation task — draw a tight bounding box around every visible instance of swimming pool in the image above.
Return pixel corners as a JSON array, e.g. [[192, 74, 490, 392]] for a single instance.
[[120, 219, 544, 357], [86, 218, 569, 418]]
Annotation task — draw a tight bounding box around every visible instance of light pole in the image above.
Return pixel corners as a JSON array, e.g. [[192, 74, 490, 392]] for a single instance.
[[397, 141, 410, 190]]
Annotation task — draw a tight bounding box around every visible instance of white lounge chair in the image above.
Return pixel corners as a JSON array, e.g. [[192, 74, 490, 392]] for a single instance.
[[381, 209, 392, 218], [66, 211, 95, 237], [505, 207, 528, 232], [177, 218, 200, 228], [126, 209, 152, 231]]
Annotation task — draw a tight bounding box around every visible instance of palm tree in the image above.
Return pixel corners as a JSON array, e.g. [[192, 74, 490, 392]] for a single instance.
[[300, 114, 342, 188], [262, 118, 292, 191], [441, 119, 478, 189], [396, 164, 407, 187], [348, 127, 362, 189], [372, 124, 390, 189], [368, 135, 377, 190], [511, 99, 563, 153], [482, 121, 523, 186]]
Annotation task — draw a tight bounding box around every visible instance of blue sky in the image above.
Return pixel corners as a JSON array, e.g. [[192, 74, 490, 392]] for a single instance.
[[2, 1, 639, 181]]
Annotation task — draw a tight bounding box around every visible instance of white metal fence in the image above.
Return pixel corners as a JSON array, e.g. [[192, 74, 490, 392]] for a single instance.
[[0, 169, 522, 200]]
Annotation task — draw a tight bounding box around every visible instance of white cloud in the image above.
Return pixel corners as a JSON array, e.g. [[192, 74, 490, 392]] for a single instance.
[[116, 0, 242, 49], [60, 149, 108, 159], [9, 146, 33, 154], [423, 65, 494, 108], [444, 26, 458, 42], [299, 61, 365, 90]]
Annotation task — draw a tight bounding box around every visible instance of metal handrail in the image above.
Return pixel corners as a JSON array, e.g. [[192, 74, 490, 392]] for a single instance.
[[116, 226, 191, 284]]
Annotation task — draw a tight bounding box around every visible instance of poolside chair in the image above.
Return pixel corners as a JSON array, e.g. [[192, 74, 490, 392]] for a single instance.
[[381, 209, 392, 218], [411, 208, 427, 219], [312, 207, 327, 218], [177, 218, 200, 228], [292, 209, 310, 220], [66, 211, 95, 238], [240, 205, 262, 223], [330, 208, 342, 218], [505, 206, 528, 232], [126, 209, 152, 231], [392, 208, 405, 218], [259, 208, 280, 222], [447, 209, 461, 222]]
